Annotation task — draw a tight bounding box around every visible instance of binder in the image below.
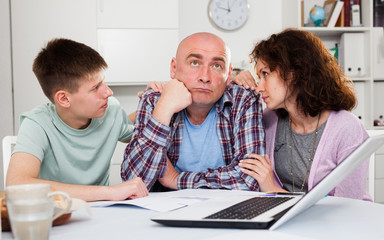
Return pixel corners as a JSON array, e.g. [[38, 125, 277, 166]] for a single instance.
[[339, 33, 365, 77]]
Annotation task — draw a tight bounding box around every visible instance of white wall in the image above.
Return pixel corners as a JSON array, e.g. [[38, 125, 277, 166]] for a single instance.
[[0, 0, 14, 189], [178, 0, 283, 70]]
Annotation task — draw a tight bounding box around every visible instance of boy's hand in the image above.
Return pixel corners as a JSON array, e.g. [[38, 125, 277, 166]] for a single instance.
[[109, 177, 149, 200], [138, 81, 167, 98]]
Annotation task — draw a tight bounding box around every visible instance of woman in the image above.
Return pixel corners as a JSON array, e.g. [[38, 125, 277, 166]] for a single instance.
[[235, 28, 371, 200]]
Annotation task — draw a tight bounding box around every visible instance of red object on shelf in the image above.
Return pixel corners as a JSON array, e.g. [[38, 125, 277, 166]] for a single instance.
[[344, 0, 351, 27]]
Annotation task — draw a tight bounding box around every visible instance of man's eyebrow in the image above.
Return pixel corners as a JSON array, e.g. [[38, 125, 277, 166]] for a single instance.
[[186, 53, 203, 60], [186, 53, 226, 65], [212, 57, 226, 63]]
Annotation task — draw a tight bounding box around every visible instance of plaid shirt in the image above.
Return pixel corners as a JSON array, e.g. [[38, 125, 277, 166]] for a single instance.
[[121, 83, 265, 190]]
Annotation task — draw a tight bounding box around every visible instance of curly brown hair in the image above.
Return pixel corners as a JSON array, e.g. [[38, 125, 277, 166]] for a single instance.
[[250, 28, 356, 118], [33, 38, 108, 103]]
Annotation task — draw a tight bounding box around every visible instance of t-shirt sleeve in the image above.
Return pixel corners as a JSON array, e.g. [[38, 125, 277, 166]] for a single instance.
[[118, 107, 134, 142], [13, 118, 50, 163]]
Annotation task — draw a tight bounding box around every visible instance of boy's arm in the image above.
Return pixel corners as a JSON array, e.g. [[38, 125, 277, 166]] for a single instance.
[[6, 152, 148, 201]]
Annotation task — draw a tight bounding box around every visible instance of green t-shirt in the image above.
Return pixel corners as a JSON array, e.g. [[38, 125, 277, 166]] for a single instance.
[[13, 96, 133, 186]]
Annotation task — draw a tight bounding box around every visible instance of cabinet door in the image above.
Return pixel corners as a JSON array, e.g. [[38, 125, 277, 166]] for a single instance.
[[11, 0, 97, 132], [98, 29, 178, 85], [96, 0, 179, 85], [97, 0, 178, 28], [373, 27, 384, 79]]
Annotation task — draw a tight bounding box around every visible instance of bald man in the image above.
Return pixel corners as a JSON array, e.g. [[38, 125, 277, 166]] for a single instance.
[[121, 32, 265, 191]]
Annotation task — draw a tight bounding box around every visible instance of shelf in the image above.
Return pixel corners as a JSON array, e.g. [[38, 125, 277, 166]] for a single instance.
[[351, 77, 372, 82], [299, 27, 371, 37], [106, 82, 148, 86]]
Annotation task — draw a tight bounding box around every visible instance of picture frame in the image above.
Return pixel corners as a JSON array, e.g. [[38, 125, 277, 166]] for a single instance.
[[323, 0, 337, 27]]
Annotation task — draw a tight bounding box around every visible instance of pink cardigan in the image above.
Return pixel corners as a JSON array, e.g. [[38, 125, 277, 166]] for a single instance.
[[263, 109, 372, 201]]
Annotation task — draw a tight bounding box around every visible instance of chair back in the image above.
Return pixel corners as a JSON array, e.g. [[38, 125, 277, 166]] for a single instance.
[[2, 136, 17, 187]]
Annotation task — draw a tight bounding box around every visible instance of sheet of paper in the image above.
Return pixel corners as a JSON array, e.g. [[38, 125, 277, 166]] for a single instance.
[[87, 189, 263, 212]]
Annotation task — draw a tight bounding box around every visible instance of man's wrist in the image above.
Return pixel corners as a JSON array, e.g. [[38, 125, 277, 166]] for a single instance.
[[152, 100, 175, 126]]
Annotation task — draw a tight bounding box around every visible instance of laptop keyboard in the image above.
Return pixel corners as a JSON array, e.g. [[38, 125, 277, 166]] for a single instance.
[[204, 197, 293, 220]]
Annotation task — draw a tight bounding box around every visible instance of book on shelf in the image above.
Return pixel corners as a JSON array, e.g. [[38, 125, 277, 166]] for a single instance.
[[351, 1, 361, 26], [344, 0, 351, 26], [327, 1, 345, 27], [323, 0, 337, 27], [374, 0, 384, 27]]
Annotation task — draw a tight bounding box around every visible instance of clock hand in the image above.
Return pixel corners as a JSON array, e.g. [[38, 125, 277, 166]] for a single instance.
[[227, 0, 231, 13], [217, 6, 230, 12], [216, 2, 230, 12]]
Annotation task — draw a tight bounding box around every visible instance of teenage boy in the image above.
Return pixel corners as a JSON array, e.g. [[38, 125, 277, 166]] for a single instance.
[[6, 38, 148, 201]]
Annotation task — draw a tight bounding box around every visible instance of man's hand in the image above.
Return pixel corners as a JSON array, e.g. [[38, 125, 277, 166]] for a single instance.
[[232, 70, 257, 91], [153, 79, 192, 125], [158, 158, 179, 190], [108, 177, 149, 200]]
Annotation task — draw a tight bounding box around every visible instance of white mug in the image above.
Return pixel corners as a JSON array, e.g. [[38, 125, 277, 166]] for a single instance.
[[5, 184, 72, 240]]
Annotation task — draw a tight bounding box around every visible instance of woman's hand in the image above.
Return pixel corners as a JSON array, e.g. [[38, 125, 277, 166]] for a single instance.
[[239, 154, 285, 193], [231, 70, 257, 91]]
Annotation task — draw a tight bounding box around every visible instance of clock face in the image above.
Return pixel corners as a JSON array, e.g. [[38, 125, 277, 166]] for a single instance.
[[208, 0, 249, 31]]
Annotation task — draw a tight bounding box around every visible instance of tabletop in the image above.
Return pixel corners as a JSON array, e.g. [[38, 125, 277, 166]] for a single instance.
[[2, 192, 384, 240]]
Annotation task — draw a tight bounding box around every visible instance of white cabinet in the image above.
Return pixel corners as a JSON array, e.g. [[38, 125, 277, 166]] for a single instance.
[[96, 0, 179, 85], [367, 130, 384, 204], [373, 27, 384, 79], [96, 0, 178, 29], [98, 29, 178, 85]]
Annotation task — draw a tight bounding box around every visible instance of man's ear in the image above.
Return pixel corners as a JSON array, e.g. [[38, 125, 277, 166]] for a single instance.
[[170, 57, 177, 79], [226, 64, 233, 86], [55, 90, 70, 108]]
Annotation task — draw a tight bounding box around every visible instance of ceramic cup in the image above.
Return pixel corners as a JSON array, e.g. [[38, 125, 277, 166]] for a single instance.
[[5, 184, 72, 240]]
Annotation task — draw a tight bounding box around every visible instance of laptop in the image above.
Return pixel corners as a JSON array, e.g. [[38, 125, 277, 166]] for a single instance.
[[152, 134, 384, 230]]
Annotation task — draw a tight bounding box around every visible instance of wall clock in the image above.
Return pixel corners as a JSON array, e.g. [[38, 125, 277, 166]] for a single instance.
[[208, 0, 249, 31]]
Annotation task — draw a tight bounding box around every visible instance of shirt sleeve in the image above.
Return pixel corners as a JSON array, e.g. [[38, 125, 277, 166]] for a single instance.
[[120, 91, 169, 189], [331, 121, 370, 200], [310, 111, 371, 201], [118, 109, 134, 142], [177, 89, 265, 190], [13, 118, 50, 162]]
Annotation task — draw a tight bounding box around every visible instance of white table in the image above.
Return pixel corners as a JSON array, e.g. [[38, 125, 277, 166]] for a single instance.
[[2, 194, 384, 240]]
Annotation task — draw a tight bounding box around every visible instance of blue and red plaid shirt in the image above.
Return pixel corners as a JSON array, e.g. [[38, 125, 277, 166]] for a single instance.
[[121, 83, 265, 191]]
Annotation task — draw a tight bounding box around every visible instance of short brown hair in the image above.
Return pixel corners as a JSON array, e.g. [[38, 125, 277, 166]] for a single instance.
[[250, 28, 356, 118], [32, 38, 108, 102]]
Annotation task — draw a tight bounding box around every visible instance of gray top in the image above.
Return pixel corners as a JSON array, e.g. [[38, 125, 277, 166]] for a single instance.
[[274, 117, 326, 192]]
